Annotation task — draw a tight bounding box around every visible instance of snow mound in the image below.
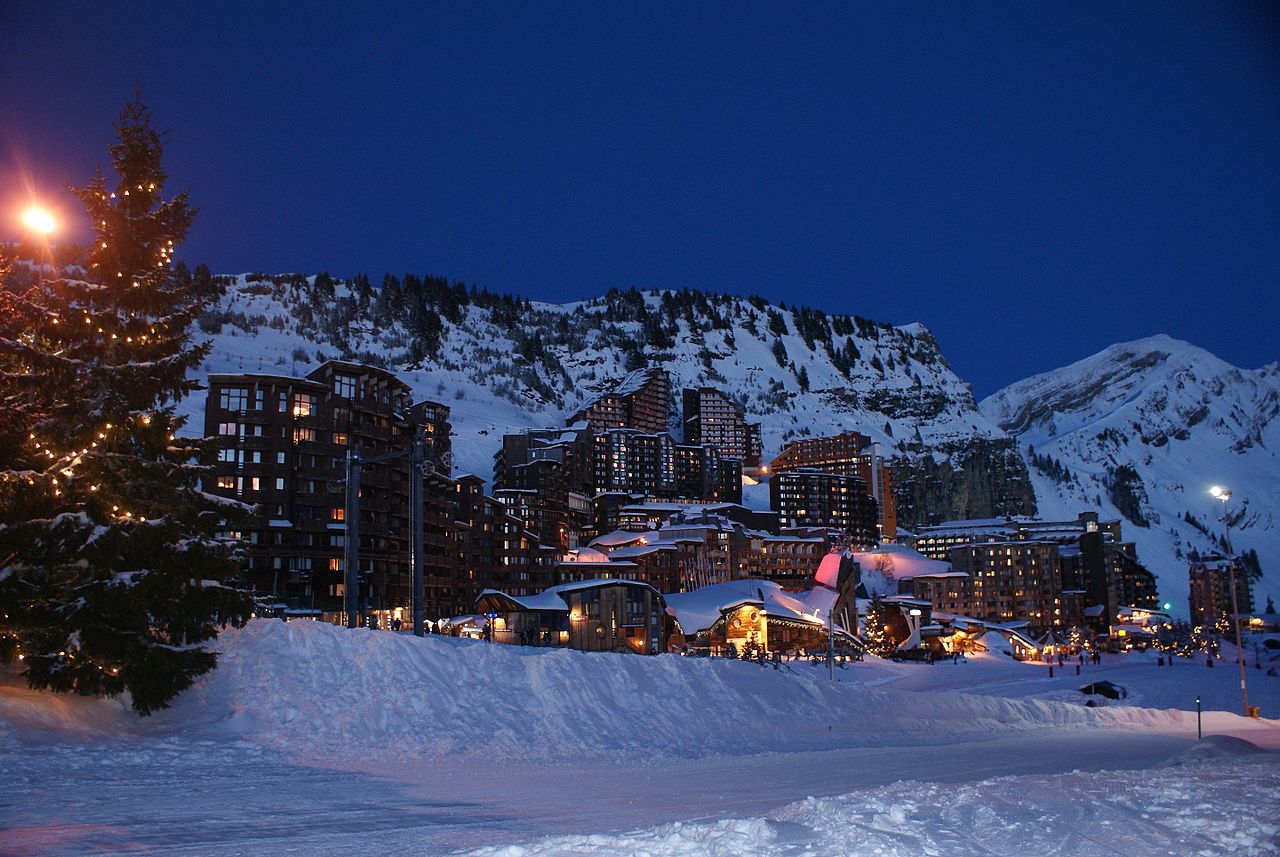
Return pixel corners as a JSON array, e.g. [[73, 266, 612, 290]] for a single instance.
[[1160, 734, 1267, 768], [0, 620, 1230, 764], [465, 762, 1280, 857]]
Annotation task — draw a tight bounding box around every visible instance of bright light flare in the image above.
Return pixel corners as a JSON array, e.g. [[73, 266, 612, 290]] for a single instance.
[[21, 206, 56, 235], [1210, 485, 1230, 501]]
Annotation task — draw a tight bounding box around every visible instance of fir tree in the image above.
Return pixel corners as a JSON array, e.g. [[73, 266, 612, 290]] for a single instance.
[[0, 97, 252, 715], [771, 338, 788, 368], [861, 594, 894, 657]]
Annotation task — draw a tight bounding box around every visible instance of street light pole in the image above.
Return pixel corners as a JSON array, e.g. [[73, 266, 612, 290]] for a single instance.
[[344, 449, 362, 629], [410, 429, 426, 637], [1211, 486, 1250, 716], [828, 606, 835, 681]]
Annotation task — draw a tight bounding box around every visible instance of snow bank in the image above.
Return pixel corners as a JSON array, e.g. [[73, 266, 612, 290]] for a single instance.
[[1, 619, 1254, 765], [465, 760, 1280, 856]]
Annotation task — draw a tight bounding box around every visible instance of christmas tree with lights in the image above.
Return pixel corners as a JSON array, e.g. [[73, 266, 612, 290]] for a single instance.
[[861, 593, 895, 657], [0, 97, 252, 715]]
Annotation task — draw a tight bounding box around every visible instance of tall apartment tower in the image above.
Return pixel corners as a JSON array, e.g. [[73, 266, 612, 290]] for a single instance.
[[682, 386, 761, 467], [1189, 556, 1254, 626], [206, 361, 463, 622], [570, 367, 670, 434], [768, 468, 879, 548], [769, 431, 896, 539]]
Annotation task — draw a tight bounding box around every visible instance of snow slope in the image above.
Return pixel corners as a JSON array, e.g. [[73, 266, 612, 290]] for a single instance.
[[982, 335, 1280, 615], [3, 620, 1279, 855], [464, 753, 1280, 857]]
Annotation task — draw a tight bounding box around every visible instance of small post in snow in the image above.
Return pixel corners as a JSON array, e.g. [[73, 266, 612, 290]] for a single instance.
[[828, 606, 835, 681], [1196, 696, 1202, 740]]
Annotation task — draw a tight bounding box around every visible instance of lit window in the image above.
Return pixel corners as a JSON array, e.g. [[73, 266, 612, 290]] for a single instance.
[[292, 393, 317, 417], [215, 476, 235, 489], [331, 507, 345, 522]]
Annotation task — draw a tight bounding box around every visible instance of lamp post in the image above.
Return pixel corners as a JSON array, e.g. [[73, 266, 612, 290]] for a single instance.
[[20, 205, 57, 288], [1210, 486, 1250, 716]]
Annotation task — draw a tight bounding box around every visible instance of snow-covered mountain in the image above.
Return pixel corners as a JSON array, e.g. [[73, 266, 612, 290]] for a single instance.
[[981, 335, 1280, 615], [180, 273, 1274, 615]]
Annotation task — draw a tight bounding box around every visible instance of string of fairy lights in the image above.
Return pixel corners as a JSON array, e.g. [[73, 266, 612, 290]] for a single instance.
[[14, 181, 190, 523]]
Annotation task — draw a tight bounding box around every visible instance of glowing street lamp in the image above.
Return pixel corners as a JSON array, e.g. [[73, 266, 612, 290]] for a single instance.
[[1211, 485, 1250, 716], [19, 205, 57, 289], [21, 206, 56, 235]]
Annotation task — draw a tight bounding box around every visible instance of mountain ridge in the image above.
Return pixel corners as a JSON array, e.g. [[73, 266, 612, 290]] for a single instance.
[[982, 334, 1278, 614]]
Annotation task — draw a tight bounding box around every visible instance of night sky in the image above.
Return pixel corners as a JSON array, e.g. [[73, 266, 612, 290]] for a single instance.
[[3, 2, 1278, 397]]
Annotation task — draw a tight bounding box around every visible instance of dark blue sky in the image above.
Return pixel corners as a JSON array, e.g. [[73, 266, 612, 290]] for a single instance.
[[3, 2, 1278, 396]]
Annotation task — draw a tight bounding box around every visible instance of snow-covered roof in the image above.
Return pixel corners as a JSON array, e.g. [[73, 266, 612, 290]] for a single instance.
[[607, 543, 679, 560], [854, 544, 959, 597], [664, 579, 843, 636], [562, 546, 611, 563], [589, 530, 657, 549], [478, 579, 662, 612]]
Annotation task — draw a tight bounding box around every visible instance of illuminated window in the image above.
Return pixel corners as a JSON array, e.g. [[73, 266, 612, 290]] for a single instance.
[[333, 432, 349, 445], [217, 422, 238, 436], [329, 557, 343, 572], [331, 507, 345, 522], [293, 427, 316, 443], [292, 392, 317, 417], [215, 475, 235, 489]]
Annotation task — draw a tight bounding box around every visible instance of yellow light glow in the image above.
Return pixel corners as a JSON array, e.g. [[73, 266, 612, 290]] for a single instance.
[[21, 206, 56, 235]]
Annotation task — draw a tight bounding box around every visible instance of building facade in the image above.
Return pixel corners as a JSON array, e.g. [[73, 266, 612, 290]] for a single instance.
[[593, 428, 742, 504], [943, 540, 1064, 635], [911, 512, 1158, 625], [207, 361, 550, 623], [1189, 556, 1254, 626], [769, 431, 896, 539], [768, 468, 879, 549], [570, 367, 670, 435], [682, 386, 762, 467]]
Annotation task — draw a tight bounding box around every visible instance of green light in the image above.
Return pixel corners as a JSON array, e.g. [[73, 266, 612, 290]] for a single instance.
[[1163, 602, 1172, 611]]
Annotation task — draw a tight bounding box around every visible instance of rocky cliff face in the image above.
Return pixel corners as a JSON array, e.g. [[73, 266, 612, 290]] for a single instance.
[[891, 438, 1038, 531], [982, 335, 1280, 613]]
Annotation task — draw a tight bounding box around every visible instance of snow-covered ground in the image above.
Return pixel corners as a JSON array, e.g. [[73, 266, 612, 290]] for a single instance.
[[2, 621, 1278, 855]]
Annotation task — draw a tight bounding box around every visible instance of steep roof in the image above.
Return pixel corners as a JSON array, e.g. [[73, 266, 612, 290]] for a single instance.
[[663, 578, 845, 636], [478, 578, 661, 613], [853, 544, 960, 597]]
